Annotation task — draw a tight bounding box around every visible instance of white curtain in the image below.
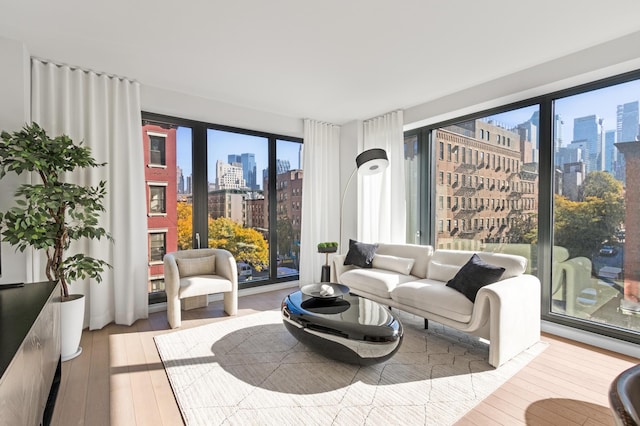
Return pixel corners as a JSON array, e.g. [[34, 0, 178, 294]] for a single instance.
[[300, 119, 341, 284], [31, 58, 148, 329], [358, 110, 406, 243]]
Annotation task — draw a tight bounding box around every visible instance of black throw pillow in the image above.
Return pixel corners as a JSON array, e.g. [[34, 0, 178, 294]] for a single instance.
[[446, 253, 505, 302], [343, 239, 378, 268]]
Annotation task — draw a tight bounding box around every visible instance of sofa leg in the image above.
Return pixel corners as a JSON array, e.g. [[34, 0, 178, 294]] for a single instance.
[[424, 319, 428, 329]]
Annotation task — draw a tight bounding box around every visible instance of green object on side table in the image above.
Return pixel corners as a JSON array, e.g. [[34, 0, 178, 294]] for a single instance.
[[317, 242, 338, 282]]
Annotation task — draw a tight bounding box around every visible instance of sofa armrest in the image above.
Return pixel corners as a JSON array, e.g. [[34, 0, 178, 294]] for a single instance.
[[331, 254, 356, 283], [475, 274, 541, 367]]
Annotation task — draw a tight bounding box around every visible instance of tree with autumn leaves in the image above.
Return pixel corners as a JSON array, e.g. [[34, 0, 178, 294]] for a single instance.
[[554, 171, 625, 258], [505, 171, 624, 258], [176, 202, 269, 268]]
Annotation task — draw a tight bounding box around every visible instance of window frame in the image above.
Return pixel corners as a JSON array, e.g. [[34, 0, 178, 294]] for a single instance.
[[405, 67, 640, 344], [142, 111, 303, 291], [148, 230, 167, 264], [148, 182, 168, 216], [147, 132, 167, 167]]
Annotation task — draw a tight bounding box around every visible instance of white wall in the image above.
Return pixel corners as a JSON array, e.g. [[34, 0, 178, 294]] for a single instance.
[[0, 36, 32, 284], [404, 30, 640, 129], [141, 85, 303, 138]]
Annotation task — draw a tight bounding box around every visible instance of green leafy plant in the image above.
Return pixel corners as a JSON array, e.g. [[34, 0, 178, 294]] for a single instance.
[[0, 123, 112, 298], [317, 241, 338, 252]]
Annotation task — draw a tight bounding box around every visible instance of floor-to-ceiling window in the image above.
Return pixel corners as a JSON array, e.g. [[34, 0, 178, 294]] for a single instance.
[[552, 80, 640, 332], [419, 105, 540, 274], [406, 71, 640, 342], [142, 113, 302, 303]]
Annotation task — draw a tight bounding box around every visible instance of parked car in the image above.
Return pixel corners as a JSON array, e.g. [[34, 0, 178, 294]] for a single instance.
[[599, 245, 618, 256], [237, 262, 252, 279]]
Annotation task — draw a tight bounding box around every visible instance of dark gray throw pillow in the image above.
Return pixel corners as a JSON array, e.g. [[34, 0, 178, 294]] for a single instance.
[[446, 253, 505, 302], [343, 239, 378, 268]]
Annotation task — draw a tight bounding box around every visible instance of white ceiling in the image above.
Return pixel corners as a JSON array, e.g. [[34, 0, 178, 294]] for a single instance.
[[2, 0, 640, 124]]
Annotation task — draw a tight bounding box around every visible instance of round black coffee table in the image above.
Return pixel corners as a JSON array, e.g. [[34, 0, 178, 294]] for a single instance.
[[281, 285, 403, 365]]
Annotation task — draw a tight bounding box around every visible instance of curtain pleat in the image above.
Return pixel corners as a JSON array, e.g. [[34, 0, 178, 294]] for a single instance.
[[299, 119, 341, 284], [359, 110, 406, 244], [31, 58, 148, 329]]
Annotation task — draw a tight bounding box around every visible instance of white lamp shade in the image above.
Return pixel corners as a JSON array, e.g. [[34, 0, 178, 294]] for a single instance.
[[356, 148, 388, 176]]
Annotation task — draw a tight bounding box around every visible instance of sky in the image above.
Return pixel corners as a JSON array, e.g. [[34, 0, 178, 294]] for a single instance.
[[485, 79, 640, 145], [175, 127, 302, 189]]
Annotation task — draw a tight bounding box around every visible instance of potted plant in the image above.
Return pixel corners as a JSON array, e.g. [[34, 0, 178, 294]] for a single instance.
[[317, 242, 338, 282], [317, 241, 338, 254], [0, 123, 112, 361]]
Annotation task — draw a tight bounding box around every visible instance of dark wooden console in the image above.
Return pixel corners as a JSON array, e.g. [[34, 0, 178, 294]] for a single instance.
[[0, 281, 61, 425]]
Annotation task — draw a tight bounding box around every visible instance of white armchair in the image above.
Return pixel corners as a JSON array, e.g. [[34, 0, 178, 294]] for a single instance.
[[164, 248, 238, 329]]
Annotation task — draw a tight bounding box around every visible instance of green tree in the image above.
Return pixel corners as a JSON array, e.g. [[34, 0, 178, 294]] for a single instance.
[[208, 217, 269, 269], [506, 213, 538, 244], [580, 171, 623, 200], [176, 202, 193, 250], [276, 217, 293, 257], [554, 171, 625, 258]]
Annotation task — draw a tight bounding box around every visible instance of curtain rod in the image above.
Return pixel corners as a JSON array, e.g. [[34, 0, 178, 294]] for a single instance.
[[31, 56, 139, 84]]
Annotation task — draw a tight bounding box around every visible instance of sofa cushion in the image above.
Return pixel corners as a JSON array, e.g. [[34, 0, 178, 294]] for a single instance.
[[376, 243, 433, 278], [427, 260, 460, 282], [446, 254, 505, 302], [431, 249, 526, 279], [340, 268, 416, 299], [176, 255, 216, 277], [372, 254, 415, 275], [391, 280, 474, 323], [343, 239, 378, 268]]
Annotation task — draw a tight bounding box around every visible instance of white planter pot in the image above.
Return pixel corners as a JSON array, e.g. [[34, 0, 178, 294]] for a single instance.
[[61, 294, 85, 362]]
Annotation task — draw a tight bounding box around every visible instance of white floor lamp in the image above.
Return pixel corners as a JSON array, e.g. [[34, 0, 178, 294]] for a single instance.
[[339, 148, 389, 253]]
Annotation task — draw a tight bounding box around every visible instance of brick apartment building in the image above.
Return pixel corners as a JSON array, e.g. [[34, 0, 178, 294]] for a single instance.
[[141, 123, 178, 294], [435, 120, 539, 249]]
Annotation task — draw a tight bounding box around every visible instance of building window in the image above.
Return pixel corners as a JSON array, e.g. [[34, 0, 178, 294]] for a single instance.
[[149, 232, 166, 263], [149, 134, 166, 166], [150, 277, 165, 293], [149, 184, 167, 214]]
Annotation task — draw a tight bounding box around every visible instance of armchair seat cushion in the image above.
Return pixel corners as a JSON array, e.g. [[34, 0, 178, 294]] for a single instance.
[[179, 275, 233, 299]]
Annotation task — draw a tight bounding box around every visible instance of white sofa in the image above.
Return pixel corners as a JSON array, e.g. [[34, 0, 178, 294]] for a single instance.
[[331, 243, 541, 367]]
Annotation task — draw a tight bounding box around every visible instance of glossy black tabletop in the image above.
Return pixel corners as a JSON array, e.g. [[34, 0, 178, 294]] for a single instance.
[[282, 290, 402, 343], [0, 281, 58, 378]]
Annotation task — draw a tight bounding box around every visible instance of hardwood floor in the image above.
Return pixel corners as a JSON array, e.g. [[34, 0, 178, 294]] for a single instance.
[[51, 285, 638, 426]]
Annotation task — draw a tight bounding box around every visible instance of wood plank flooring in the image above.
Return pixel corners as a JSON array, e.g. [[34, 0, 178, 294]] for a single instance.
[[51, 285, 639, 426]]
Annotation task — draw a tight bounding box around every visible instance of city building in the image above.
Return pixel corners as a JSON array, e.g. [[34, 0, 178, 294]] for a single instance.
[[215, 160, 246, 190], [141, 122, 178, 294], [615, 101, 640, 181], [435, 120, 538, 248], [573, 115, 600, 173], [229, 153, 258, 190], [208, 188, 247, 225], [262, 169, 304, 248]]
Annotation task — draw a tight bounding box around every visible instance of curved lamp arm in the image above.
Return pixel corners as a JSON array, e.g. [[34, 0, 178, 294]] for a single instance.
[[338, 148, 389, 253]]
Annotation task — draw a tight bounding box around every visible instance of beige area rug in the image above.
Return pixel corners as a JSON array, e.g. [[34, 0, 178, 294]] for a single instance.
[[154, 309, 547, 426]]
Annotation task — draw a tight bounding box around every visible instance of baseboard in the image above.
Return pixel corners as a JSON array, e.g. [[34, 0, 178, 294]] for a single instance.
[[541, 320, 639, 358], [148, 281, 299, 314]]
